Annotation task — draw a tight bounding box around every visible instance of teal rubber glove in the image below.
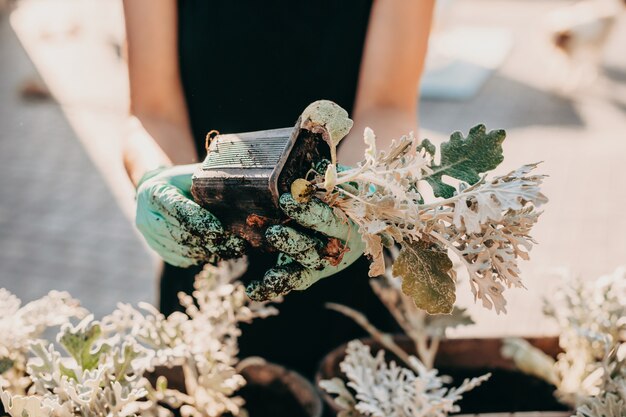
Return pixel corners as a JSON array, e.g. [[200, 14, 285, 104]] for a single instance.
[[246, 193, 365, 301], [135, 164, 246, 267]]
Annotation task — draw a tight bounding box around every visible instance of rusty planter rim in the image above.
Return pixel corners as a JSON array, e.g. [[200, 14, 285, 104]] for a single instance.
[[239, 359, 323, 417]]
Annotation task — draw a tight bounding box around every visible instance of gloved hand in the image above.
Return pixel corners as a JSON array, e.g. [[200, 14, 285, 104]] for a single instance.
[[135, 164, 246, 267], [246, 193, 365, 301]]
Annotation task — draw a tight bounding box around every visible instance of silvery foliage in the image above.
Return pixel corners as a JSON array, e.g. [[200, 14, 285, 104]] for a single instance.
[[502, 267, 626, 413], [574, 342, 626, 417], [318, 125, 547, 314], [320, 340, 489, 417], [101, 258, 277, 417], [546, 268, 625, 407], [0, 259, 276, 417], [1, 316, 153, 417], [0, 289, 86, 395]]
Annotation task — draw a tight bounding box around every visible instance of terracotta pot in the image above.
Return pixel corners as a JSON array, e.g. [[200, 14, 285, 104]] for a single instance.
[[149, 359, 322, 417], [316, 336, 572, 417]]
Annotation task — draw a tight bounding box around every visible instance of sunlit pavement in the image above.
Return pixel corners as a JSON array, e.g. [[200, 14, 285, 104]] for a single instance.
[[1, 0, 625, 334], [420, 0, 626, 335], [0, 1, 157, 318]]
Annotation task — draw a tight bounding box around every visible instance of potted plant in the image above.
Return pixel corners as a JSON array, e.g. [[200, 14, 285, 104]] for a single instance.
[[247, 100, 548, 317], [316, 269, 571, 416], [0, 260, 322, 417]]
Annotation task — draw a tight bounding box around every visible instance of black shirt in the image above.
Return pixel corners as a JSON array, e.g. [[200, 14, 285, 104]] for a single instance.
[[177, 0, 373, 152], [161, 0, 396, 378]]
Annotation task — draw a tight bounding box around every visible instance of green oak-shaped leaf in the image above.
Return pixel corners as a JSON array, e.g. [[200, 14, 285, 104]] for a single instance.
[[419, 124, 505, 198], [392, 240, 456, 314]]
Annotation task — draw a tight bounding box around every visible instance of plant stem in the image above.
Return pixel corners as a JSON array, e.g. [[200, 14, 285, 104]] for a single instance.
[[326, 302, 421, 373], [334, 188, 375, 206]]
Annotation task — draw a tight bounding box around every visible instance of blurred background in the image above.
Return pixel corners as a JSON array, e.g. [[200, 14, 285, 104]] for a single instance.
[[0, 0, 624, 334]]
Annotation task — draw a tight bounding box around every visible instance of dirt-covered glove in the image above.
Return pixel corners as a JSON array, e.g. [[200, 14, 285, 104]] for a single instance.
[[246, 193, 364, 301], [135, 164, 246, 267]]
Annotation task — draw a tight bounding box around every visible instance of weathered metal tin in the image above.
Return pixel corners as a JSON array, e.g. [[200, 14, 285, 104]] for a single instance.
[[191, 119, 330, 247]]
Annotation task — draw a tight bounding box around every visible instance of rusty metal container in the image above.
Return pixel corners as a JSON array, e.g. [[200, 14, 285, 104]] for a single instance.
[[191, 119, 330, 248]]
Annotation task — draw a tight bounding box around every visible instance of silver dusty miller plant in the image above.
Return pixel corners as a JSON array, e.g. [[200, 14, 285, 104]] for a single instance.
[[294, 100, 548, 315], [574, 341, 625, 417], [101, 258, 277, 417], [1, 316, 154, 417], [0, 259, 277, 417], [501, 267, 626, 415], [320, 262, 488, 417], [0, 289, 86, 396], [320, 340, 489, 417]]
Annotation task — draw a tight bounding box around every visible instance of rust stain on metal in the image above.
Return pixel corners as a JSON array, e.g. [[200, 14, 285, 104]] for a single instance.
[[321, 237, 348, 267], [246, 213, 274, 228]]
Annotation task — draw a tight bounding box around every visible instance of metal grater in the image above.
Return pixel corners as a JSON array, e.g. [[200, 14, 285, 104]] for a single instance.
[[191, 118, 331, 248]]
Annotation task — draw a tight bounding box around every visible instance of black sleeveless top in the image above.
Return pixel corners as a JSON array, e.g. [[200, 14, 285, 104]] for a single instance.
[[161, 0, 396, 378], [177, 0, 373, 152]]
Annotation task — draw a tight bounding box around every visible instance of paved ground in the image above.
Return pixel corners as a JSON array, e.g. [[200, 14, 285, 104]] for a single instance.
[[0, 3, 157, 318], [0, 0, 625, 334], [417, 0, 626, 335]]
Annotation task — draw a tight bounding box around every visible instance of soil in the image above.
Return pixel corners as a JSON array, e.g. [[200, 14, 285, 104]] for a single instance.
[[277, 124, 330, 195], [150, 363, 319, 417], [234, 378, 313, 417], [439, 366, 570, 414]]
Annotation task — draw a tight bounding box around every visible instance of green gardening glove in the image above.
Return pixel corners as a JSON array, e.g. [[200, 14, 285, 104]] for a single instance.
[[246, 193, 365, 301], [135, 164, 246, 267]]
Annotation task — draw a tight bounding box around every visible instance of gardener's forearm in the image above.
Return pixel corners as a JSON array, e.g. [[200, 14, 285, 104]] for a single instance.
[[123, 114, 197, 187], [123, 0, 197, 187], [338, 105, 418, 165], [339, 0, 432, 164]]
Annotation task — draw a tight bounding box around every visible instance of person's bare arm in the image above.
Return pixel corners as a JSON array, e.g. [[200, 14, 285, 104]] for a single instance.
[[339, 0, 435, 165], [122, 0, 247, 267], [122, 0, 197, 186]]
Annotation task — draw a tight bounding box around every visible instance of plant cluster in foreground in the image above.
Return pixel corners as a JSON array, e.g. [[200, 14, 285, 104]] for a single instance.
[[0, 289, 86, 397], [0, 259, 276, 417]]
